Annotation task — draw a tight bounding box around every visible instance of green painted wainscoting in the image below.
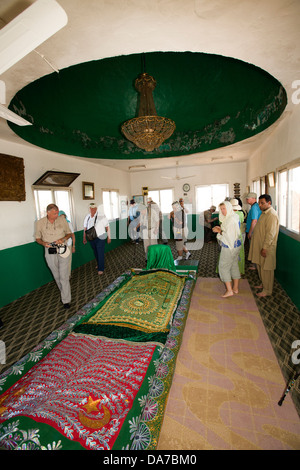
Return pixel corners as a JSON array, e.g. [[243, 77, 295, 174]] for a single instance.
[[0, 219, 129, 309], [275, 229, 300, 310], [1, 220, 298, 311]]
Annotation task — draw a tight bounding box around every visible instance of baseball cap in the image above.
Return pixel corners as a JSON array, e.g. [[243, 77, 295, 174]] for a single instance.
[[246, 192, 257, 199]]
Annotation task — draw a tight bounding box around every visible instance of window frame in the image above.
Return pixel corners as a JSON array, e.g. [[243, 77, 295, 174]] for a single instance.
[[32, 185, 76, 229], [102, 188, 120, 221], [251, 178, 261, 196], [147, 188, 174, 214], [276, 160, 300, 241], [195, 183, 229, 213]]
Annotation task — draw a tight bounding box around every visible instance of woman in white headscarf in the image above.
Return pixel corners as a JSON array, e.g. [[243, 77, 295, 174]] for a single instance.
[[213, 201, 242, 297]]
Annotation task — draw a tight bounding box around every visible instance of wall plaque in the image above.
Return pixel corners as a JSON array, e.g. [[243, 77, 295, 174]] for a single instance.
[[0, 154, 25, 201]]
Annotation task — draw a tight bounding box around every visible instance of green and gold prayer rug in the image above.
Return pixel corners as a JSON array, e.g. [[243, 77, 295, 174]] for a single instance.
[[84, 270, 185, 333]]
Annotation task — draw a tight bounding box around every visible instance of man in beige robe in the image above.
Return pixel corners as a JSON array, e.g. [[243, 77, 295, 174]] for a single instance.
[[248, 194, 279, 297], [140, 198, 160, 261]]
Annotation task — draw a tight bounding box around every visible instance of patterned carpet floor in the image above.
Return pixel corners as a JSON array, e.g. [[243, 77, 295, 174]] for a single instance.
[[0, 239, 299, 431], [158, 277, 300, 450]]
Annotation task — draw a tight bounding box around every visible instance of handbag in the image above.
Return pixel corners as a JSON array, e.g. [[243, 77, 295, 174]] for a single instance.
[[85, 215, 98, 241]]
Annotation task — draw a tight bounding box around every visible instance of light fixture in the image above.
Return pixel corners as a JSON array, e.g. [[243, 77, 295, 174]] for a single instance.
[[128, 165, 146, 170], [121, 69, 175, 152], [0, 0, 68, 75], [211, 156, 233, 162]]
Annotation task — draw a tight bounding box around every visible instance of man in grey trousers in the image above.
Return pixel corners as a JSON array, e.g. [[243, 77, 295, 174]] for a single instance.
[[35, 204, 72, 308]]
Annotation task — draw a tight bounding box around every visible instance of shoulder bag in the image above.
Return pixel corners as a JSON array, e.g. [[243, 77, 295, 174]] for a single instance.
[[85, 215, 98, 241]]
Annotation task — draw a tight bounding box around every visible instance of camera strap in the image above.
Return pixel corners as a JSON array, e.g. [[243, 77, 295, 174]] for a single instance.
[[87, 214, 97, 227]]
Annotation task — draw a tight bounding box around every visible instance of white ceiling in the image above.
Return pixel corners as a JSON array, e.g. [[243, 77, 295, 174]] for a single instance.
[[0, 0, 299, 173]]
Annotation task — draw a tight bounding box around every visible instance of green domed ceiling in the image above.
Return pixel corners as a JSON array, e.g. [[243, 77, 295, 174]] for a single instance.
[[8, 51, 287, 160]]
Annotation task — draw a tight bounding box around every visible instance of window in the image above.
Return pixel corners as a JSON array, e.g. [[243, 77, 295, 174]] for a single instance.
[[288, 166, 300, 233], [251, 178, 260, 196], [33, 187, 75, 227], [102, 190, 119, 220], [252, 177, 266, 195], [278, 165, 300, 234], [148, 188, 174, 213], [260, 176, 266, 194], [278, 170, 288, 226], [196, 184, 229, 213]]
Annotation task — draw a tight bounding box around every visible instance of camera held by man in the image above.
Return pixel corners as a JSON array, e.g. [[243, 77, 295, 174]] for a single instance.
[[48, 242, 67, 255]]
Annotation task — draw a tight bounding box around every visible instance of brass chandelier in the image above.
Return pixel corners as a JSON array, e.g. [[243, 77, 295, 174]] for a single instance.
[[121, 71, 176, 152]]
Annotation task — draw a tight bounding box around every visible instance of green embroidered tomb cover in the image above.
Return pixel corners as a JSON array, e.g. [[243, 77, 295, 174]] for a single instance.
[[146, 244, 176, 272], [85, 270, 185, 332]]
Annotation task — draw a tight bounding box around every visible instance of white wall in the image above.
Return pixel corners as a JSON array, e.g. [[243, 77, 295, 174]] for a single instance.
[[0, 138, 248, 252], [130, 161, 247, 210], [247, 104, 300, 204], [0, 141, 131, 250]]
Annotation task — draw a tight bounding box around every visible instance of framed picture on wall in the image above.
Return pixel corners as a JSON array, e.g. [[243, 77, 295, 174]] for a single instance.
[[82, 181, 95, 200], [267, 172, 275, 188]]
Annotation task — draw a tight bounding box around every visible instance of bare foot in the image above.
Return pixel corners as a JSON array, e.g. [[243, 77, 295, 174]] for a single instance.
[[256, 291, 269, 297], [233, 290, 238, 294], [98, 271, 103, 275], [222, 291, 234, 298]]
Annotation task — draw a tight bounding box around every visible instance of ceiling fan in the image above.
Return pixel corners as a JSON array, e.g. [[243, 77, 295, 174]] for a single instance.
[[0, 0, 68, 126], [161, 161, 195, 180]]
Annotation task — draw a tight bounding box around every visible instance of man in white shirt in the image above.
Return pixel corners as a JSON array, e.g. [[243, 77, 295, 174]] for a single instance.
[[83, 203, 111, 275]]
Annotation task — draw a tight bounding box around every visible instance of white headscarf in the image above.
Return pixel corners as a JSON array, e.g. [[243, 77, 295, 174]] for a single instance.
[[218, 201, 241, 250]]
